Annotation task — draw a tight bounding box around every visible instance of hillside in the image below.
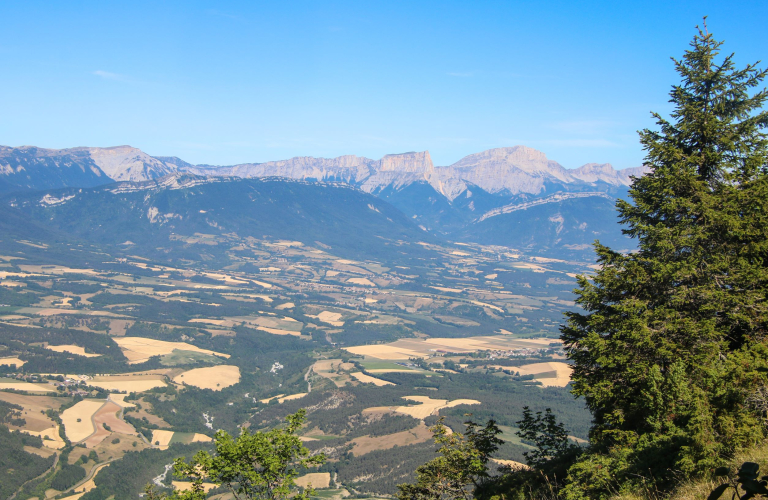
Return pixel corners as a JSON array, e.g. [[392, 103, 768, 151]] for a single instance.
[[0, 176, 592, 499], [1, 174, 437, 262], [0, 145, 178, 194], [456, 192, 636, 258], [0, 144, 645, 258]]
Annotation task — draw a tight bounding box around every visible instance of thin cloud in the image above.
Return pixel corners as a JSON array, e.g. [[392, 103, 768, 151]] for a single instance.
[[548, 120, 620, 135], [93, 70, 126, 81], [542, 139, 623, 148]]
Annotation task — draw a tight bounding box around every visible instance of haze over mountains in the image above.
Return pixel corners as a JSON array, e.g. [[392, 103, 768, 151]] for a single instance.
[[0, 144, 647, 258], [0, 144, 645, 197]]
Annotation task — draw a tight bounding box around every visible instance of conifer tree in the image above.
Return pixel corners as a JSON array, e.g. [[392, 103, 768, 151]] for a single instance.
[[560, 22, 768, 498]]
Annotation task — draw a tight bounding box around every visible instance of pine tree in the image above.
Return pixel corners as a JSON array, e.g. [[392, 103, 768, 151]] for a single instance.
[[560, 22, 768, 498], [396, 418, 503, 500]]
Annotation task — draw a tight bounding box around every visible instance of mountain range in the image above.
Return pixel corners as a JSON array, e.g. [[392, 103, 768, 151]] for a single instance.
[[0, 144, 647, 258], [0, 144, 645, 197]]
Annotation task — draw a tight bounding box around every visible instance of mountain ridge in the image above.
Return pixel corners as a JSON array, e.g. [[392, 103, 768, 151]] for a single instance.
[[0, 144, 645, 258], [181, 145, 647, 200], [0, 144, 647, 200], [2, 173, 437, 262]]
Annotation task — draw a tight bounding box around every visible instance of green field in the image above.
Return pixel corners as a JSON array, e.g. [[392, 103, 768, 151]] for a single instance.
[[160, 349, 223, 367], [169, 432, 198, 445], [359, 360, 415, 371], [304, 434, 342, 441], [497, 425, 535, 449]]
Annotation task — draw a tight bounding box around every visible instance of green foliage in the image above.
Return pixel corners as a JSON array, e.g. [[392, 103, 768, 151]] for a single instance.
[[516, 407, 581, 472], [396, 417, 503, 500], [0, 424, 54, 500], [710, 462, 768, 500], [51, 463, 86, 491], [81, 444, 211, 500], [7, 177, 439, 263], [560, 24, 768, 498], [328, 441, 439, 495], [170, 410, 326, 500], [0, 286, 38, 307], [0, 324, 130, 374]]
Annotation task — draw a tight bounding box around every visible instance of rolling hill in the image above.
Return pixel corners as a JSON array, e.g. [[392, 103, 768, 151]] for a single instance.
[[1, 174, 437, 262], [0, 143, 646, 258]]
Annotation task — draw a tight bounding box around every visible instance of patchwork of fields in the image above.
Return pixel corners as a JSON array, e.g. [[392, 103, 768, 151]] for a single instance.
[[0, 233, 586, 499]]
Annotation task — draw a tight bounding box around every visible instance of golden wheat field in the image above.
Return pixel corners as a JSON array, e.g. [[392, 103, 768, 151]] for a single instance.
[[257, 326, 301, 336], [347, 277, 375, 286], [173, 365, 241, 390], [279, 393, 308, 403], [350, 371, 394, 386], [61, 400, 106, 442], [311, 311, 344, 326], [294, 472, 331, 489], [0, 380, 54, 392], [45, 344, 101, 357], [113, 337, 229, 364], [259, 394, 285, 403], [503, 361, 572, 387], [88, 374, 167, 392], [172, 482, 218, 493], [259, 393, 308, 404], [345, 335, 560, 360], [0, 356, 25, 367], [351, 423, 432, 455], [492, 459, 530, 470], [364, 396, 480, 419], [151, 429, 175, 448], [343, 345, 426, 359]]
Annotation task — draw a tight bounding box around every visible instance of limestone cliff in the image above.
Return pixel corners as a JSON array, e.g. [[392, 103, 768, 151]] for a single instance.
[[0, 143, 648, 202]]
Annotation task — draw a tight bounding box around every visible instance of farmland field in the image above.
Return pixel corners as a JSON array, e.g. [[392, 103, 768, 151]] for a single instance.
[[0, 356, 25, 367], [88, 374, 167, 392], [0, 226, 590, 498], [349, 372, 394, 386], [295, 473, 332, 489], [45, 345, 101, 357], [113, 337, 229, 364], [364, 396, 480, 419], [83, 401, 136, 447], [173, 365, 241, 390], [61, 400, 106, 442]]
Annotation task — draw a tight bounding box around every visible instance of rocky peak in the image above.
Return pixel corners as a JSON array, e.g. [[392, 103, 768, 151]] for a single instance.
[[447, 146, 565, 176], [571, 163, 650, 185], [85, 145, 177, 182], [378, 151, 434, 174]]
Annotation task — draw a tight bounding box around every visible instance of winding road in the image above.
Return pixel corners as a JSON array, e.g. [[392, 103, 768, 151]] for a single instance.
[[8, 450, 60, 500]]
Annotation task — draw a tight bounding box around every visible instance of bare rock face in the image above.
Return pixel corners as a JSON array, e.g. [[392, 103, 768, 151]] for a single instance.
[[182, 145, 648, 201], [431, 146, 648, 200], [0, 145, 109, 193], [187, 155, 378, 184], [448, 146, 568, 176], [570, 163, 645, 185], [0, 143, 649, 202], [86, 146, 177, 182], [0, 145, 179, 192], [378, 151, 434, 174], [186, 151, 439, 194]]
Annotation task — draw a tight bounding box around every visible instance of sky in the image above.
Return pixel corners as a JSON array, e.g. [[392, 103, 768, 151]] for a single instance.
[[0, 1, 766, 169]]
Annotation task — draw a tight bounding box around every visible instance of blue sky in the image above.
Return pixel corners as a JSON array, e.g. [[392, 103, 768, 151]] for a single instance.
[[1, 1, 766, 168]]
